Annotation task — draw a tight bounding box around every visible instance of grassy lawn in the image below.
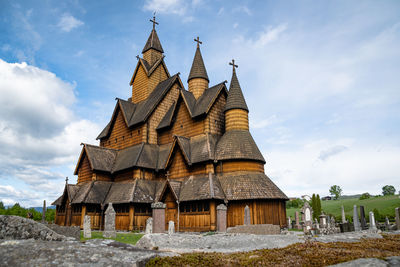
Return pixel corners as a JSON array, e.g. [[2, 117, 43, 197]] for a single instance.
[[80, 231, 143, 245], [287, 195, 400, 221], [147, 234, 400, 266]]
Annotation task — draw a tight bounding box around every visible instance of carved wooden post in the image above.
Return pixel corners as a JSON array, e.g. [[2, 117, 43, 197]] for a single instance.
[[81, 205, 86, 229], [210, 200, 216, 231], [129, 204, 134, 231]]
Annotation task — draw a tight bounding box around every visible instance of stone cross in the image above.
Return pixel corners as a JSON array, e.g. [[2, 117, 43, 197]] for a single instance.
[[385, 216, 390, 231], [244, 205, 251, 225], [369, 211, 377, 231], [359, 205, 367, 230], [295, 211, 301, 229], [341, 205, 346, 223], [145, 217, 153, 234], [83, 215, 91, 238], [287, 216, 292, 229], [353, 205, 361, 231], [103, 203, 116, 238], [150, 12, 158, 30], [168, 221, 175, 235], [194, 36, 202, 48], [42, 200, 46, 223], [229, 59, 238, 71], [395, 207, 400, 230]]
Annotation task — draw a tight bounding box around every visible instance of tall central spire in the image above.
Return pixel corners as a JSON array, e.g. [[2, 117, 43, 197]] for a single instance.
[[188, 36, 209, 99], [142, 14, 164, 65]]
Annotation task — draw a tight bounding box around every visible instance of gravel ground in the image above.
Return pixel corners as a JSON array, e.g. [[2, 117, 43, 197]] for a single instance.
[[0, 239, 176, 267]]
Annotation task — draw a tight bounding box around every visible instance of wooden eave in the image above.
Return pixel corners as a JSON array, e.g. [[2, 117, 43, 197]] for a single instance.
[[73, 145, 93, 175]]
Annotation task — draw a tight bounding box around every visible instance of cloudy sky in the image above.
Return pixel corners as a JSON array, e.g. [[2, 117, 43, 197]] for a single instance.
[[1, 0, 399, 207]]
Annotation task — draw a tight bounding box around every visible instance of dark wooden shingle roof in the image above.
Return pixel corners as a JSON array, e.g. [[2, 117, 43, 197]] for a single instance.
[[142, 28, 164, 53], [225, 69, 249, 112], [188, 46, 209, 82]]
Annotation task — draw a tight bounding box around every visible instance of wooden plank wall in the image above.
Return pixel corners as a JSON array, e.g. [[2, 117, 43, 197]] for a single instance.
[[132, 64, 149, 103], [168, 149, 190, 179], [115, 213, 130, 230], [78, 155, 92, 184], [158, 101, 204, 145], [216, 161, 264, 174], [204, 92, 226, 135], [100, 108, 144, 149], [227, 200, 286, 227], [114, 169, 133, 182], [179, 213, 211, 232], [225, 109, 249, 131]]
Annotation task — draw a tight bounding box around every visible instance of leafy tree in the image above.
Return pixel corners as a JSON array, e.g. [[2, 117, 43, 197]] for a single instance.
[[382, 185, 396, 196], [286, 198, 304, 209], [359, 192, 371, 200], [311, 194, 317, 220], [0, 201, 4, 210], [315, 194, 322, 219], [329, 185, 342, 200]]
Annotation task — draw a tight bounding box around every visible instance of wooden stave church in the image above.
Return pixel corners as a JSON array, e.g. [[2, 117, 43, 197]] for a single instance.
[[52, 19, 288, 232]]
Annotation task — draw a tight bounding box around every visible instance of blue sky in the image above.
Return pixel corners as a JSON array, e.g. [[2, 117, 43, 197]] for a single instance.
[[0, 0, 399, 207]]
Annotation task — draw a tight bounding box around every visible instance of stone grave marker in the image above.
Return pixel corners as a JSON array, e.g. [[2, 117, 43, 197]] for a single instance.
[[395, 207, 400, 230], [287, 216, 292, 229], [314, 218, 320, 230], [145, 217, 153, 234], [295, 211, 301, 229], [244, 205, 251, 225], [353, 205, 361, 231], [327, 215, 331, 228], [369, 211, 377, 231], [152, 202, 166, 233], [319, 214, 327, 228], [217, 204, 227, 232], [168, 221, 175, 235], [42, 200, 46, 223], [341, 205, 346, 223], [83, 215, 91, 238], [103, 203, 116, 238], [360, 206, 367, 230], [301, 202, 313, 233], [385, 216, 390, 231]]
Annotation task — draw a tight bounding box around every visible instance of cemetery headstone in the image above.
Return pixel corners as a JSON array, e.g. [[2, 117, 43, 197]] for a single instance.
[[145, 217, 153, 234], [217, 204, 227, 232], [385, 216, 390, 231], [103, 203, 116, 238], [244, 205, 251, 225], [314, 218, 320, 230], [395, 207, 400, 230], [353, 205, 361, 231], [42, 200, 46, 223], [295, 211, 301, 229], [341, 205, 346, 223], [369, 211, 377, 231], [319, 214, 327, 228], [152, 202, 166, 233], [83, 215, 91, 238], [301, 202, 313, 233], [359, 206, 367, 230], [287, 216, 292, 229], [168, 221, 175, 235]]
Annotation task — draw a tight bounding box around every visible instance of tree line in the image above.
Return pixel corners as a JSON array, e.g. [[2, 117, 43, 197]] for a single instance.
[[0, 202, 55, 223]]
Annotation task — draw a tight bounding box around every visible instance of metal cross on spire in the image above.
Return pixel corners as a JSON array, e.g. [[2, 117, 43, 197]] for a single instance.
[[150, 12, 158, 30], [229, 59, 238, 72], [194, 36, 202, 48], [65, 177, 69, 184]]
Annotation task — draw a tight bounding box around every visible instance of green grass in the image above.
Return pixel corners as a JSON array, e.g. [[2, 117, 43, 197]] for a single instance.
[[80, 231, 143, 245], [287, 195, 400, 222]]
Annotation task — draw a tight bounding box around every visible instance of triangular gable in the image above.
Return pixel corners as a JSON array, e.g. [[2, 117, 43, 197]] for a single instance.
[[157, 179, 179, 202], [129, 57, 170, 86], [73, 146, 92, 175], [164, 136, 192, 169], [74, 144, 117, 175]]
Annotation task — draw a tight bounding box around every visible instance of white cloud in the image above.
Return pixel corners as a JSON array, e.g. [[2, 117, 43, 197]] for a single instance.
[[318, 145, 348, 161], [58, 13, 84, 32], [251, 24, 288, 47], [0, 59, 100, 207], [143, 0, 187, 16], [233, 5, 252, 16]]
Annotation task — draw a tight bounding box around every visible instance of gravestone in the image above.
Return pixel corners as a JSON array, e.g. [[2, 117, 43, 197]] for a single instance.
[[42, 200, 46, 223], [83, 215, 91, 238], [103, 203, 116, 238], [314, 218, 320, 230], [369, 211, 377, 231], [385, 216, 390, 231], [287, 216, 292, 229], [301, 202, 313, 233], [244, 205, 251, 225], [295, 211, 301, 229], [341, 205, 346, 223], [395, 207, 400, 230], [330, 216, 336, 227], [217, 204, 227, 232], [168, 221, 175, 235], [319, 214, 327, 228], [152, 202, 166, 233], [353, 205, 361, 231], [145, 217, 153, 234], [327, 215, 331, 228], [359, 206, 367, 230]]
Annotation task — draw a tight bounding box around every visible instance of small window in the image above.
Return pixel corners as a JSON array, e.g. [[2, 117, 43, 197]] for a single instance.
[[180, 124, 183, 128], [108, 141, 111, 145], [122, 136, 125, 141], [115, 138, 117, 143], [138, 129, 141, 134], [204, 202, 209, 211], [192, 204, 197, 212]]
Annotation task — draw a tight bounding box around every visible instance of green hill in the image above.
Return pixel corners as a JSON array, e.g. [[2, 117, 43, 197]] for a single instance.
[[286, 195, 400, 222]]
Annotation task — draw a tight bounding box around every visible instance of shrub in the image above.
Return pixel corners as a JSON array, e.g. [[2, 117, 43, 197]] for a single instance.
[[359, 193, 371, 200]]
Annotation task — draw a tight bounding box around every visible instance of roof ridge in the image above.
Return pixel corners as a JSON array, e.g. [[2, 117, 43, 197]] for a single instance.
[[82, 181, 95, 203]]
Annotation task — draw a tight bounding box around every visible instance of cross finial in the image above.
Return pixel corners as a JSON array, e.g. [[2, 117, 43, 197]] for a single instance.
[[194, 36, 202, 48], [136, 55, 139, 60], [150, 12, 158, 30], [65, 177, 68, 184], [229, 59, 238, 72]]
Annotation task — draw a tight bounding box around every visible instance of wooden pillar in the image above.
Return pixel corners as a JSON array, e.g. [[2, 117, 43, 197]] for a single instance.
[[129, 204, 134, 231], [81, 205, 86, 229], [210, 200, 216, 231], [252, 201, 258, 225]]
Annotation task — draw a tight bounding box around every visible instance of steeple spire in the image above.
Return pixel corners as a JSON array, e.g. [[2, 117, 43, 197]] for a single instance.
[[142, 14, 164, 54], [225, 59, 248, 112], [188, 36, 209, 82]]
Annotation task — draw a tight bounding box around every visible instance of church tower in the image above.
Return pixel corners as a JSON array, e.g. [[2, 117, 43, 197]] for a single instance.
[[225, 60, 249, 131], [188, 37, 209, 99], [142, 15, 164, 65]]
